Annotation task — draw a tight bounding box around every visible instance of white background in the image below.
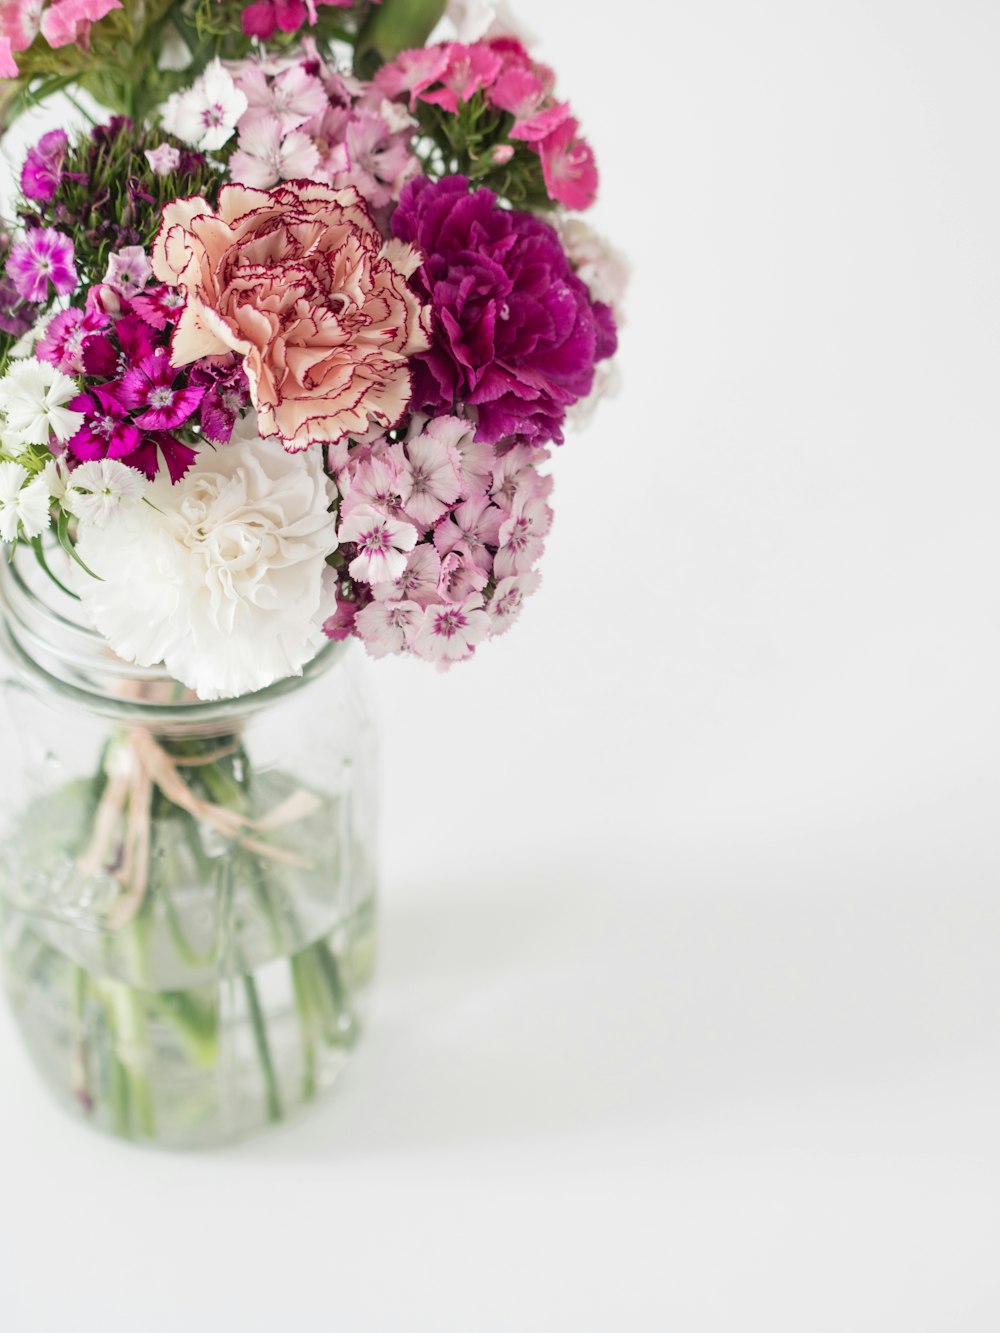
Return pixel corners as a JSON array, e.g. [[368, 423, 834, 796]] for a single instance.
[[2, 0, 1000, 1328]]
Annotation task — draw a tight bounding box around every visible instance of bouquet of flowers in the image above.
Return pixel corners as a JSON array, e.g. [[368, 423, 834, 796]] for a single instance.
[[0, 0, 625, 697], [0, 0, 626, 1145]]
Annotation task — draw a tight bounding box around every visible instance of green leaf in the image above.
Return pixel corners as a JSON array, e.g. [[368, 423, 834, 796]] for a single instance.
[[56, 508, 102, 582], [354, 0, 448, 78], [29, 536, 80, 601]]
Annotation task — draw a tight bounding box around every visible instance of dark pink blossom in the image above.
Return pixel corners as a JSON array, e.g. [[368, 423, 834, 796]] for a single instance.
[[0, 276, 33, 336], [241, 0, 353, 40], [127, 432, 197, 484], [7, 227, 77, 302], [36, 306, 108, 374], [66, 387, 141, 463], [131, 283, 187, 331], [82, 314, 156, 378], [119, 351, 204, 430], [191, 360, 249, 445], [21, 129, 67, 203], [322, 595, 359, 642], [538, 117, 598, 211], [391, 175, 616, 446]]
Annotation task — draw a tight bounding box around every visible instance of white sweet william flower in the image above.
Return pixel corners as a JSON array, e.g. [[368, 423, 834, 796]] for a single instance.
[[75, 415, 337, 700], [338, 504, 418, 584], [0, 358, 83, 447], [41, 455, 70, 502], [0, 461, 51, 542], [63, 459, 147, 529], [160, 59, 248, 152]]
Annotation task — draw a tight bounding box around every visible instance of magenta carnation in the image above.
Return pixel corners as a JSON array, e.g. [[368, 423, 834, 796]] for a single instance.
[[391, 175, 616, 446]]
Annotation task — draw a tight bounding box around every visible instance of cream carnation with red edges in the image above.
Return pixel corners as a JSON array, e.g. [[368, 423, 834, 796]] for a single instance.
[[151, 181, 430, 450]]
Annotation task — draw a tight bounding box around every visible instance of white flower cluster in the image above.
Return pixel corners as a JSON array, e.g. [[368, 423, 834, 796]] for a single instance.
[[0, 358, 80, 543]]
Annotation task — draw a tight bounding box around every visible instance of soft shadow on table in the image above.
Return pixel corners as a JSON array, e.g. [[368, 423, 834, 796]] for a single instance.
[[241, 831, 1000, 1161]]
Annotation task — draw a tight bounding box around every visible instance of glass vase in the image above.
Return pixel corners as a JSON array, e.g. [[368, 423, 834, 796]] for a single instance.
[[0, 546, 377, 1148]]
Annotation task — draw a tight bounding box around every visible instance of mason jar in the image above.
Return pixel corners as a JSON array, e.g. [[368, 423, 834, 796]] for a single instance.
[[0, 544, 377, 1149]]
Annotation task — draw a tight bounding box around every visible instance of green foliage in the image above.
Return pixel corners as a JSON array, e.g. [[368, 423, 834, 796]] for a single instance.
[[415, 92, 555, 211], [2, 0, 183, 126], [20, 119, 220, 291], [353, 0, 447, 79]]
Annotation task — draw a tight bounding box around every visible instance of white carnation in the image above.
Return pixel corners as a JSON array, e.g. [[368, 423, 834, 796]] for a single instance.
[[75, 417, 338, 700]]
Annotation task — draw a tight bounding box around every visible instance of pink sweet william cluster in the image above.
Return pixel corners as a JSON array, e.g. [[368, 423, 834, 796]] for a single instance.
[[375, 35, 598, 210], [327, 415, 551, 662], [228, 43, 420, 214]]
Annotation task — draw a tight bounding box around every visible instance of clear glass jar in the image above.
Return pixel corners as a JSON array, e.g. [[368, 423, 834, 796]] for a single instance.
[[0, 546, 377, 1149]]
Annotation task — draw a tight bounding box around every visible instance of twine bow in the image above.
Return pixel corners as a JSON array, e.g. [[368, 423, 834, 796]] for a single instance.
[[76, 728, 323, 929]]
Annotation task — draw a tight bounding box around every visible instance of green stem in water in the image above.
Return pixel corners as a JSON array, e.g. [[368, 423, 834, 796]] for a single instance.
[[242, 969, 282, 1124]]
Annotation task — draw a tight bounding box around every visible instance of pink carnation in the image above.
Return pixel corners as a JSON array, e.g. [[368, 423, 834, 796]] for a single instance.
[[151, 181, 430, 449]]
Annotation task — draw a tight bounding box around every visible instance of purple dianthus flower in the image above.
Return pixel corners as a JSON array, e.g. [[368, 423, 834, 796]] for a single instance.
[[391, 174, 617, 447], [21, 129, 68, 204], [7, 227, 77, 303]]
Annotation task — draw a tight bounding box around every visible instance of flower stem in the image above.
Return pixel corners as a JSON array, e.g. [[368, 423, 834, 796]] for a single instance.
[[241, 968, 282, 1124]]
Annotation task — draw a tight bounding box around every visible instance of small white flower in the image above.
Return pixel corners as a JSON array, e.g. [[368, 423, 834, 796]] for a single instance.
[[63, 459, 147, 529], [41, 456, 70, 502], [160, 59, 248, 152], [0, 358, 82, 448], [75, 415, 337, 700], [0, 461, 51, 542], [9, 322, 45, 360]]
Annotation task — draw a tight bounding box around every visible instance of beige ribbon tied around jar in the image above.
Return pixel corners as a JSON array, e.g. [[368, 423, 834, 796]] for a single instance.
[[77, 728, 323, 930]]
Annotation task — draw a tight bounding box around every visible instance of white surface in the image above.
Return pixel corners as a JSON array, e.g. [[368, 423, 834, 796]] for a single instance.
[[3, 2, 1000, 1328]]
